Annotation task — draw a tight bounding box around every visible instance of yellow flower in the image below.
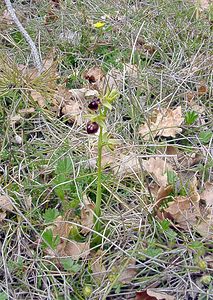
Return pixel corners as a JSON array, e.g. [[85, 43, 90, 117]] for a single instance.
[[93, 21, 105, 29]]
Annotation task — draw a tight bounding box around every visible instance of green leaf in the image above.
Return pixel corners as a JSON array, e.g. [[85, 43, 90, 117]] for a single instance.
[[185, 111, 198, 125], [42, 229, 60, 250], [61, 258, 81, 273], [167, 170, 177, 185], [56, 157, 72, 175], [145, 247, 163, 257], [0, 293, 8, 300], [102, 100, 112, 110], [199, 131, 212, 144], [43, 208, 60, 223], [165, 228, 177, 241], [159, 219, 170, 231]]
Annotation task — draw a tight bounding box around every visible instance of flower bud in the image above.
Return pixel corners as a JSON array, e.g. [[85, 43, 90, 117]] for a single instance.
[[86, 121, 99, 134], [88, 98, 101, 111]]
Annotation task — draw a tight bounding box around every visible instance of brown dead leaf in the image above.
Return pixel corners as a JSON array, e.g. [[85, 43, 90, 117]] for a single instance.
[[51, 216, 71, 238], [196, 213, 213, 239], [185, 91, 205, 114], [0, 195, 13, 212], [139, 106, 184, 140], [91, 251, 107, 281], [81, 196, 95, 234], [156, 185, 174, 202], [118, 259, 137, 284], [100, 67, 123, 92], [30, 90, 46, 107], [45, 9, 59, 24], [61, 102, 83, 125], [200, 182, 213, 207], [54, 86, 84, 124], [84, 67, 104, 85], [136, 37, 156, 55], [136, 289, 174, 300], [189, 176, 200, 203], [142, 157, 174, 187], [205, 255, 213, 269], [84, 89, 99, 100], [18, 107, 35, 116], [45, 216, 90, 259], [186, 91, 196, 103], [18, 64, 38, 80], [62, 241, 90, 260], [197, 81, 208, 95], [125, 64, 139, 79], [114, 153, 141, 177], [164, 196, 200, 229]]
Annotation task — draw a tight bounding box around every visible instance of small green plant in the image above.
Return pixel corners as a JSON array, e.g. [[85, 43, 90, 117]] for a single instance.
[[166, 170, 178, 186], [0, 293, 7, 300], [54, 157, 73, 203], [42, 229, 60, 250], [185, 111, 198, 125], [60, 258, 81, 273], [199, 131, 212, 144], [43, 208, 60, 223], [86, 89, 119, 244]]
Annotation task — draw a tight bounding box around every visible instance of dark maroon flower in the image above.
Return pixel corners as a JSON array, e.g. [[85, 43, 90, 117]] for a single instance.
[[88, 98, 101, 111], [86, 121, 99, 134]]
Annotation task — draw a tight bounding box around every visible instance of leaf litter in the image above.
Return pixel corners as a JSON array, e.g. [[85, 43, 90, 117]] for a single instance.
[[139, 106, 184, 140], [43, 216, 90, 260], [135, 289, 175, 300]]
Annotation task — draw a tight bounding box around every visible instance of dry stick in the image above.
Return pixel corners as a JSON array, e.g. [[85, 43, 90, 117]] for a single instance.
[[4, 0, 43, 73]]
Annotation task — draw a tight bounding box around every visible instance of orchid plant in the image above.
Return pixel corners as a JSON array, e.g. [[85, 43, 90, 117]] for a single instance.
[[86, 89, 119, 244]]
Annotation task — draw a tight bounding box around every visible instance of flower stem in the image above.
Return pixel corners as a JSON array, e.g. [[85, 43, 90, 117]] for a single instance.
[[94, 124, 103, 234]]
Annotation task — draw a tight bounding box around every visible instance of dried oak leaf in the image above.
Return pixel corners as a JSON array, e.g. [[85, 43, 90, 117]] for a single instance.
[[197, 81, 208, 95], [90, 250, 107, 282], [185, 90, 205, 114], [61, 241, 90, 260], [142, 157, 174, 187], [51, 216, 71, 238], [45, 216, 90, 259], [200, 182, 213, 207], [114, 152, 141, 177], [30, 90, 46, 107], [61, 102, 82, 125], [139, 106, 184, 140], [0, 195, 14, 222], [118, 259, 137, 284], [101, 67, 123, 91], [135, 37, 156, 55], [84, 66, 104, 90], [0, 195, 13, 212], [55, 86, 84, 124], [19, 51, 57, 81], [80, 196, 95, 234], [196, 214, 213, 239], [136, 289, 174, 300]]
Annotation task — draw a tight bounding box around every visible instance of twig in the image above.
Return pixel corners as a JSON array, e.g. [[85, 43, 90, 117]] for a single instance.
[[4, 0, 43, 73]]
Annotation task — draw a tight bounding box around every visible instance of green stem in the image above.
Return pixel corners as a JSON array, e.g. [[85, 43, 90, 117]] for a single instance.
[[94, 124, 103, 234]]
